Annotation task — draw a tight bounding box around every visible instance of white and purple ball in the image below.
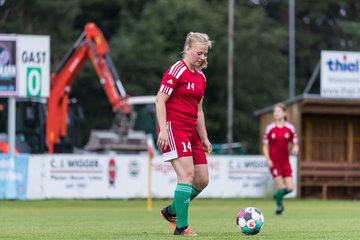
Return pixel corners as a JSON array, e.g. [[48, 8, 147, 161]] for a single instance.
[[236, 207, 264, 235]]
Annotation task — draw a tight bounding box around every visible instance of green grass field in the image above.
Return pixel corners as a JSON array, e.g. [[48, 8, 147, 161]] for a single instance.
[[1, 198, 360, 239]]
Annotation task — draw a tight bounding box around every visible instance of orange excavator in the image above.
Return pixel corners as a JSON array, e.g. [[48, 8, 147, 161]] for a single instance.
[[46, 22, 133, 153]]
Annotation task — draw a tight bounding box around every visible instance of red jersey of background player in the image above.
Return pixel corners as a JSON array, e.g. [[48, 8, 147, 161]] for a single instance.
[[158, 60, 206, 129], [263, 122, 298, 161]]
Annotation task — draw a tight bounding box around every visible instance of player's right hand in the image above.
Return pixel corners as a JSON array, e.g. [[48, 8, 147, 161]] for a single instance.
[[157, 130, 169, 150]]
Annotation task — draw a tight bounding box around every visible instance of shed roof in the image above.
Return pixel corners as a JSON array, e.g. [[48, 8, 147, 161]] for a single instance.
[[254, 93, 360, 116]]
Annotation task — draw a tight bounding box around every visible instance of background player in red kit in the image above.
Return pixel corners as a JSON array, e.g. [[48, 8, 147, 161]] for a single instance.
[[263, 103, 299, 215], [156, 32, 213, 236]]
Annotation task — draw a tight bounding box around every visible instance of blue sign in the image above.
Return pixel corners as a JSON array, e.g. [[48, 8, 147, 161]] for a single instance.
[[0, 154, 29, 200], [326, 58, 360, 72], [0, 40, 17, 95]]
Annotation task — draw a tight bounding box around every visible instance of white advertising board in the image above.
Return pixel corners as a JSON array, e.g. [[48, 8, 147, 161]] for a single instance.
[[27, 154, 149, 199], [17, 35, 50, 97], [152, 155, 297, 198], [321, 50, 360, 98], [26, 154, 297, 199]]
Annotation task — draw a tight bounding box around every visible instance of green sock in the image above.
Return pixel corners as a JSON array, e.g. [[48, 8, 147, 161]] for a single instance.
[[174, 183, 192, 228], [190, 186, 201, 201], [274, 189, 286, 206], [169, 185, 201, 214], [283, 188, 291, 195]]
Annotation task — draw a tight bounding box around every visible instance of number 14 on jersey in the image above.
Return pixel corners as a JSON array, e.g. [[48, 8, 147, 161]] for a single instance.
[[187, 82, 195, 90]]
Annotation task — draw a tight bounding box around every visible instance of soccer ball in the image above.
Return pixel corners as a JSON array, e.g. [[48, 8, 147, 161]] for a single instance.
[[236, 207, 264, 235]]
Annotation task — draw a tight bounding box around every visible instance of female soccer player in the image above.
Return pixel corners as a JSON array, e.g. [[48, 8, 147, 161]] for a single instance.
[[156, 32, 213, 236], [262, 103, 299, 215]]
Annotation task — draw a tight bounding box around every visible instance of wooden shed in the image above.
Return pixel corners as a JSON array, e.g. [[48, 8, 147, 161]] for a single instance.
[[255, 93, 360, 199]]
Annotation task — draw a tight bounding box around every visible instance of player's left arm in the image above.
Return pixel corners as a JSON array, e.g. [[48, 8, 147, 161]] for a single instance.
[[291, 143, 299, 155], [196, 97, 212, 153], [290, 126, 299, 155]]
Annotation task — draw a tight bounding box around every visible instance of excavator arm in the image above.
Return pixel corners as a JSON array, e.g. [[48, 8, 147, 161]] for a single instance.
[[46, 23, 129, 153]]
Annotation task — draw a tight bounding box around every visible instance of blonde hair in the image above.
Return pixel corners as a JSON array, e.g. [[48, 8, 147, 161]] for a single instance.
[[182, 32, 213, 69], [273, 103, 288, 121]]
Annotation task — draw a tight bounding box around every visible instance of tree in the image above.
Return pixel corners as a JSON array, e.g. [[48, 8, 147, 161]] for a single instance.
[[228, 2, 288, 152], [291, 0, 360, 93]]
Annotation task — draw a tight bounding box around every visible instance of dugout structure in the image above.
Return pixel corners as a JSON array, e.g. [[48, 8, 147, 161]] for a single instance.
[[255, 93, 360, 199]]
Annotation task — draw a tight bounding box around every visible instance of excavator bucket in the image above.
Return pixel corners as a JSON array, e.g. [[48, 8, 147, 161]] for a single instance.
[[84, 111, 147, 153]]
